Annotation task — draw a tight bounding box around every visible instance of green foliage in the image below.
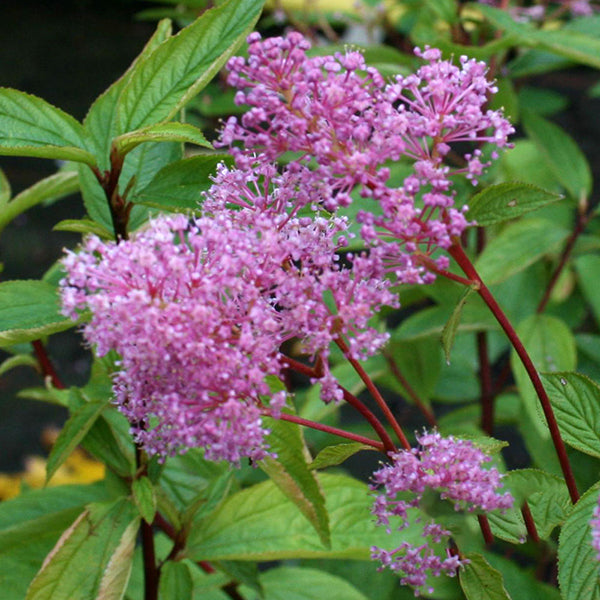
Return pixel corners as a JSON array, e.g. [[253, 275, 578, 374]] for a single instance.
[[0, 280, 75, 346], [558, 484, 600, 600], [2, 0, 600, 598]]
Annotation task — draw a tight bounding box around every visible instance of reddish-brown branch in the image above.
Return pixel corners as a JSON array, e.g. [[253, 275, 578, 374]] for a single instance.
[[521, 502, 540, 544], [537, 209, 591, 313], [277, 411, 386, 452], [335, 338, 411, 451], [32, 340, 65, 389], [449, 243, 579, 504], [477, 514, 494, 546]]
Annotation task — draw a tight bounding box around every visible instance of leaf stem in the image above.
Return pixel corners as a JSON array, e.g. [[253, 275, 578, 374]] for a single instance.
[[335, 338, 411, 451], [283, 355, 394, 453], [448, 243, 579, 503], [276, 412, 385, 452], [32, 340, 65, 389]]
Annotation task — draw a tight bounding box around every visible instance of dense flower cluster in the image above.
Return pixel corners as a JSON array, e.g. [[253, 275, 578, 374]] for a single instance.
[[370, 430, 513, 594], [60, 181, 398, 458], [221, 32, 513, 283]]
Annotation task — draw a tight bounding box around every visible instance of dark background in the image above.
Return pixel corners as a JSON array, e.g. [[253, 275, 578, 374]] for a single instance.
[[0, 0, 155, 471]]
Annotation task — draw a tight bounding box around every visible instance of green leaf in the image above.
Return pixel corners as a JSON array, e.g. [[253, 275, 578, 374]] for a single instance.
[[79, 140, 181, 233], [466, 183, 562, 227], [0, 170, 79, 233], [575, 255, 600, 329], [0, 166, 11, 205], [81, 407, 136, 478], [0, 280, 75, 346], [0, 353, 38, 376], [45, 396, 108, 483], [542, 372, 600, 458], [488, 469, 571, 543], [113, 122, 212, 157], [522, 111, 592, 201], [116, 0, 265, 131], [85, 19, 173, 169], [558, 482, 600, 600], [475, 218, 569, 285], [260, 417, 330, 547], [250, 567, 369, 600], [158, 561, 193, 600], [26, 498, 140, 600], [0, 89, 95, 166], [132, 476, 157, 525], [441, 286, 477, 363], [185, 473, 426, 561], [460, 554, 512, 600], [309, 443, 374, 471], [393, 300, 498, 341], [135, 154, 232, 212], [474, 4, 600, 70], [0, 483, 111, 600], [214, 561, 262, 596], [510, 315, 576, 472], [53, 218, 113, 238]]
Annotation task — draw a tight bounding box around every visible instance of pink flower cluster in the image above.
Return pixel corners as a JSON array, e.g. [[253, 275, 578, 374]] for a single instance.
[[220, 32, 513, 283], [370, 430, 513, 594], [61, 173, 398, 460]]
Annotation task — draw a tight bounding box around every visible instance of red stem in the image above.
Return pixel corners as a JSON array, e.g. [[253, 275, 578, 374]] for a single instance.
[[449, 243, 579, 503], [335, 338, 411, 451], [277, 412, 385, 452], [521, 502, 540, 544], [32, 340, 65, 389], [537, 209, 590, 313], [283, 354, 395, 453], [477, 514, 494, 546]]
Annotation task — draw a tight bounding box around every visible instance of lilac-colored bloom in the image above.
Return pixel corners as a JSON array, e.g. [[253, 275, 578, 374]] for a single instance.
[[61, 187, 399, 455], [370, 430, 513, 594], [221, 32, 514, 284]]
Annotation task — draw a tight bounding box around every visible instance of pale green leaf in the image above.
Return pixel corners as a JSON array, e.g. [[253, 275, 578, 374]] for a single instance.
[[542, 372, 600, 458], [158, 561, 193, 600], [132, 476, 157, 525], [460, 554, 512, 600], [558, 483, 600, 600], [135, 154, 231, 212], [0, 171, 79, 234], [0, 280, 74, 346], [113, 122, 211, 156], [185, 474, 426, 561], [441, 286, 477, 363], [475, 218, 569, 285], [0, 88, 95, 166], [260, 417, 330, 547], [309, 443, 374, 471], [522, 111, 592, 201], [251, 567, 369, 600], [466, 182, 562, 227], [0, 483, 110, 600], [45, 397, 108, 483], [26, 499, 140, 600], [116, 0, 265, 131]]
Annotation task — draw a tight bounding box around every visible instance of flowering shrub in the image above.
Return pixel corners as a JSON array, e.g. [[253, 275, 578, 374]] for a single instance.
[[1, 1, 600, 599]]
